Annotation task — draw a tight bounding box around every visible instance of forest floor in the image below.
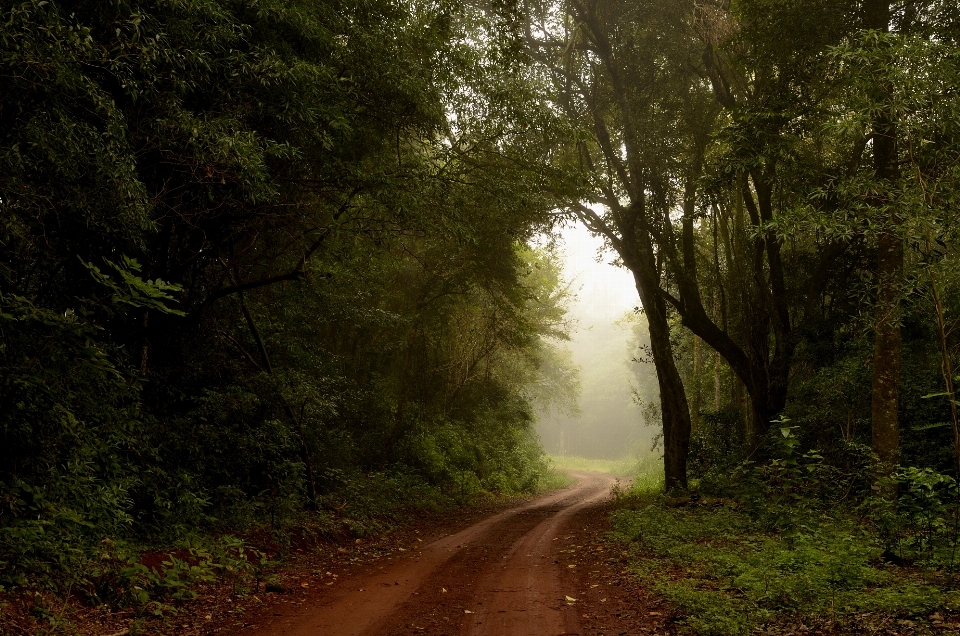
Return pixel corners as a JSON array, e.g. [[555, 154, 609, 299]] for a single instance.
[[2, 472, 671, 636], [241, 471, 671, 636], [12, 471, 957, 635]]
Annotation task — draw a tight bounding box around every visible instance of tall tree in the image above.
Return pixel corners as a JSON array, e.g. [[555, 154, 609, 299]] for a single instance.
[[863, 0, 901, 471], [526, 0, 701, 488]]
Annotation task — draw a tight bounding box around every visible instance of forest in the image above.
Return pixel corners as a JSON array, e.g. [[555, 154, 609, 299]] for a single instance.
[[3, 0, 960, 634]]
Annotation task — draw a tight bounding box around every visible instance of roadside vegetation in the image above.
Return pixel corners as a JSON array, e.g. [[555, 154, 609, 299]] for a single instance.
[[0, 0, 578, 632], [5, 0, 960, 634], [548, 454, 642, 476], [611, 430, 960, 635], [526, 0, 960, 632]]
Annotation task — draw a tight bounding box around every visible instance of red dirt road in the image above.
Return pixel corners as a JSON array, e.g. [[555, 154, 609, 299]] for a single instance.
[[252, 472, 665, 636]]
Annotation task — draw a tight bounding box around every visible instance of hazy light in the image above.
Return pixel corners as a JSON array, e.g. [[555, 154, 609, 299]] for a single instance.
[[535, 223, 657, 460], [560, 224, 638, 324]]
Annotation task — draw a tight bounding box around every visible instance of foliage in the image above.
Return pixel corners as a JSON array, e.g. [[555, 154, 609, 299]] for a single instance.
[[0, 293, 142, 589], [613, 481, 960, 636], [0, 0, 577, 615], [865, 466, 960, 568], [8, 0, 960, 629], [81, 257, 185, 317]]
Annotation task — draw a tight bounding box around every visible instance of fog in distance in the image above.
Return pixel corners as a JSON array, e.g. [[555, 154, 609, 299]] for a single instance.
[[536, 223, 659, 460]]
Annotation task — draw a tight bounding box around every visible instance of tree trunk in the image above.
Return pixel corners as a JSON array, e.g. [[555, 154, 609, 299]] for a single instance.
[[865, 0, 901, 473], [872, 230, 902, 470], [634, 271, 691, 491], [692, 335, 703, 432], [625, 226, 691, 492]]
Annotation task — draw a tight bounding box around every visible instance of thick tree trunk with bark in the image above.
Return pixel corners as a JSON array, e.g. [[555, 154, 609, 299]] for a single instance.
[[634, 276, 691, 491], [872, 231, 902, 469], [865, 0, 902, 472]]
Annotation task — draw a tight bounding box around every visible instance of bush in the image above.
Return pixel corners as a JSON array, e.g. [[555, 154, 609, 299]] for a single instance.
[[0, 295, 143, 589], [865, 466, 960, 567], [613, 499, 953, 635]]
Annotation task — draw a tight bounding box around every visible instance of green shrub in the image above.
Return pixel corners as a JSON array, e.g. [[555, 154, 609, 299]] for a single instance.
[[613, 501, 954, 635], [864, 465, 960, 567], [0, 295, 143, 589]]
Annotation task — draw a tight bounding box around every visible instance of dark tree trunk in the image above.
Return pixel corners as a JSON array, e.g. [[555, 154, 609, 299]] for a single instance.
[[625, 221, 692, 492], [652, 171, 794, 440], [872, 231, 902, 469], [643, 282, 692, 491], [865, 0, 902, 472]]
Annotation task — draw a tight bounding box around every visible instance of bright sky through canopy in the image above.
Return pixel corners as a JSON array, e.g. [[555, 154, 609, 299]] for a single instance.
[[536, 222, 653, 459], [560, 223, 639, 325]]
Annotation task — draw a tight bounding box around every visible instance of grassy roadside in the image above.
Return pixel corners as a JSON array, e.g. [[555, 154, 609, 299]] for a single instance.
[[609, 477, 960, 635], [541, 468, 577, 490], [548, 453, 662, 478]]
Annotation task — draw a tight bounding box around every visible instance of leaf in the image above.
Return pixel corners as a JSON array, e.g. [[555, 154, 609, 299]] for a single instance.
[[81, 256, 185, 316], [913, 422, 953, 432]]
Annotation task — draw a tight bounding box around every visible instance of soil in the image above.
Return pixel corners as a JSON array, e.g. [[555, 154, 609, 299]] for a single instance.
[[242, 471, 673, 636]]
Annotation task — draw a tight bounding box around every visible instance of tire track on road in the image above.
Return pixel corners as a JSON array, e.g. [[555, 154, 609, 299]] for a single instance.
[[262, 472, 614, 636]]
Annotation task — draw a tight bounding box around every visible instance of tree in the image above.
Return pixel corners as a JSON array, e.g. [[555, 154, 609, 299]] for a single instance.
[[0, 0, 578, 587]]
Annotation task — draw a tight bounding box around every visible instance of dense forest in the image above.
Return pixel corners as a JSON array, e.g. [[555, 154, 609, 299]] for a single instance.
[[1, 0, 578, 592], [4, 0, 960, 632]]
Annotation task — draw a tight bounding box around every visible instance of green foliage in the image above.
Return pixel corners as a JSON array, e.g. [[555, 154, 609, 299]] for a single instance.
[[0, 0, 574, 616], [688, 407, 748, 489], [81, 257, 185, 316], [534, 0, 960, 630], [611, 421, 960, 634], [78, 535, 266, 615], [613, 497, 954, 635], [865, 466, 960, 567], [731, 424, 859, 532], [0, 293, 142, 588]]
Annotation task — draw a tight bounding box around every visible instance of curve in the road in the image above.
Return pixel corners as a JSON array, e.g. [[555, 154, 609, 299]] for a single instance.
[[263, 471, 615, 636], [466, 472, 613, 636]]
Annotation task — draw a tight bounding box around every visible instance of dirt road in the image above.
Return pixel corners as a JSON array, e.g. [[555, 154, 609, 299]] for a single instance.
[[251, 471, 667, 636]]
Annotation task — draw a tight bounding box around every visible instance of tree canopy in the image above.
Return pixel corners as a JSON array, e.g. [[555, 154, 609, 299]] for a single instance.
[[5, 0, 960, 624]]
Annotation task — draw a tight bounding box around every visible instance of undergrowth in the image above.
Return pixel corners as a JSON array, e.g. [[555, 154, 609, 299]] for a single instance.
[[613, 499, 959, 635], [1, 463, 562, 635], [541, 469, 576, 490], [610, 429, 960, 635]]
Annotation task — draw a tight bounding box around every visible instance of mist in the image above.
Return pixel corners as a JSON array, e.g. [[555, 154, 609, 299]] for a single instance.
[[535, 224, 660, 460]]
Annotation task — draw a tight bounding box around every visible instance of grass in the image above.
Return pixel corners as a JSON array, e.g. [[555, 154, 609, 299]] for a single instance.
[[610, 481, 960, 635], [548, 453, 660, 478], [539, 469, 576, 491]]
